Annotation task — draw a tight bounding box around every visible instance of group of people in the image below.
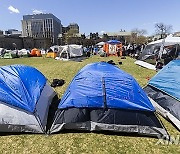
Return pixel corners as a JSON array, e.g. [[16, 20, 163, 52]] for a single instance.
[[122, 43, 146, 58], [83, 43, 147, 58]]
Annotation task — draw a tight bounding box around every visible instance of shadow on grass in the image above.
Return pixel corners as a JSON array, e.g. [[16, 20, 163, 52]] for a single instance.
[[50, 129, 159, 139], [0, 129, 159, 139], [0, 132, 44, 137]]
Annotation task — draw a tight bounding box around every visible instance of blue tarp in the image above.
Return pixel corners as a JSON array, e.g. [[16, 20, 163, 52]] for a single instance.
[[149, 60, 180, 101], [0, 65, 47, 112], [107, 40, 121, 44], [59, 62, 154, 111]]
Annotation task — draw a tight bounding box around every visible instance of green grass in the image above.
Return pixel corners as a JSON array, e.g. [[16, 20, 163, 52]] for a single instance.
[[0, 56, 179, 154]]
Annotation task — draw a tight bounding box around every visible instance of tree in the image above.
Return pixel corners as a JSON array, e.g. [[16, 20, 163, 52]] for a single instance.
[[81, 33, 86, 39], [130, 28, 147, 44], [131, 28, 147, 36], [103, 33, 108, 40], [155, 23, 172, 39], [82, 39, 94, 46], [90, 32, 99, 40]]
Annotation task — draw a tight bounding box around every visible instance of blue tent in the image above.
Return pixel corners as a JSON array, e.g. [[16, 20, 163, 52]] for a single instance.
[[149, 60, 180, 100], [107, 40, 121, 44], [144, 60, 180, 130], [0, 65, 56, 133], [50, 62, 167, 137]]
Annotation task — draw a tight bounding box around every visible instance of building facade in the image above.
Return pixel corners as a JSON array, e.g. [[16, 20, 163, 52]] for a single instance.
[[0, 35, 23, 49], [174, 32, 180, 37], [22, 13, 62, 45], [60, 23, 80, 45], [23, 37, 51, 49], [68, 23, 79, 34], [104, 31, 132, 43], [5, 29, 22, 36]]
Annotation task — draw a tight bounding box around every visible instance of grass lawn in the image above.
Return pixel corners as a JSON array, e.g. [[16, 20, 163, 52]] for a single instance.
[[0, 56, 179, 154]]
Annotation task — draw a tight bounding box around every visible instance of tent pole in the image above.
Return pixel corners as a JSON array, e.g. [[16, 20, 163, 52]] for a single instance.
[[102, 77, 107, 110], [174, 44, 178, 59]]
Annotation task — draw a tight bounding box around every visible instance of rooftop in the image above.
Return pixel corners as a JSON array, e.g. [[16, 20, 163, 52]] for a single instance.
[[23, 13, 61, 23], [105, 31, 132, 36]]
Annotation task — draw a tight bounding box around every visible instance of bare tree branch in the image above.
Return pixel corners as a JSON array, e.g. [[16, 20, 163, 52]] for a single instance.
[[131, 28, 147, 36], [155, 23, 173, 38]]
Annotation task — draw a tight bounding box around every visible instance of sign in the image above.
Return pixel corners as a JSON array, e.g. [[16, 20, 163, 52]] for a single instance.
[[109, 45, 116, 54]]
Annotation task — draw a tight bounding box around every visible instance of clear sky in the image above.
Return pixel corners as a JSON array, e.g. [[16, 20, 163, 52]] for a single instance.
[[0, 0, 180, 35]]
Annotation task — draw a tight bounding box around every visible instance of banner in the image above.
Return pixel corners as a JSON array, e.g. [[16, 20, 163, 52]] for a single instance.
[[109, 44, 116, 54]]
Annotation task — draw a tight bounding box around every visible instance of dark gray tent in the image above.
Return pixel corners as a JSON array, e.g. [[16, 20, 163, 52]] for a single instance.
[[50, 62, 168, 137]]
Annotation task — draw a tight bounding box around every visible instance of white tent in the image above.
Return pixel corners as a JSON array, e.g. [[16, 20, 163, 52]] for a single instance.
[[41, 49, 46, 55], [56, 44, 83, 60], [18, 49, 30, 56], [0, 48, 4, 56], [138, 35, 180, 61], [96, 42, 105, 46], [149, 35, 180, 46], [68, 45, 83, 57], [50, 45, 60, 52], [135, 35, 180, 69]]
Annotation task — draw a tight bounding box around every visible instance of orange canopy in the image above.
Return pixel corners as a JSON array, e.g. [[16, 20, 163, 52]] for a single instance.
[[103, 43, 122, 56]]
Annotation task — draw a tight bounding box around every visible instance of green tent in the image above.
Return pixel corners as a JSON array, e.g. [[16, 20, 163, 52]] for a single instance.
[[3, 52, 17, 59]]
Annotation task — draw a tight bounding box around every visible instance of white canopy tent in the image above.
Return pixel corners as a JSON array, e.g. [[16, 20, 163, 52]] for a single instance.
[[135, 35, 180, 70], [139, 35, 180, 60], [149, 35, 180, 46]]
